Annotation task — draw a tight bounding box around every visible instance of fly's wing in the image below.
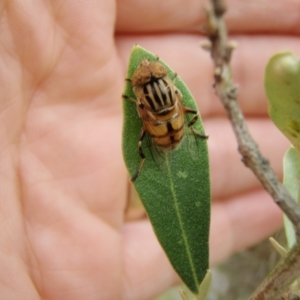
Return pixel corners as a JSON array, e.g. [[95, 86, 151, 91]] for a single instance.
[[146, 117, 203, 170], [143, 121, 168, 172], [179, 109, 205, 161]]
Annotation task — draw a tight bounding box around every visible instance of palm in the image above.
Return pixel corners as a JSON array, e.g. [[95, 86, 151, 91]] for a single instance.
[[0, 1, 294, 300], [2, 2, 126, 299]]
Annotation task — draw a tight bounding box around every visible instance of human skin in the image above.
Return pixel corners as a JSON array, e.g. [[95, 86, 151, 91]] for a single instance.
[[0, 0, 298, 299]]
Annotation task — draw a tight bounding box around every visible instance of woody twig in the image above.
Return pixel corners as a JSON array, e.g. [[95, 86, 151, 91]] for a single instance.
[[204, 0, 300, 299]]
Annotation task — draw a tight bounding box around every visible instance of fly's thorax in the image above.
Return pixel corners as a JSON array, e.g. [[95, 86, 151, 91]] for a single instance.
[[133, 76, 181, 112]]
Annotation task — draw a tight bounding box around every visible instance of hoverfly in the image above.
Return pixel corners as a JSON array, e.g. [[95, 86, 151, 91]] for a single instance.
[[123, 57, 207, 181]]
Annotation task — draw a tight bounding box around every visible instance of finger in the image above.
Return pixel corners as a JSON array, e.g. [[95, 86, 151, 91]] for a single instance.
[[116, 0, 300, 34], [210, 189, 283, 266], [122, 221, 180, 300], [206, 117, 289, 200], [117, 34, 300, 116], [230, 35, 300, 117]]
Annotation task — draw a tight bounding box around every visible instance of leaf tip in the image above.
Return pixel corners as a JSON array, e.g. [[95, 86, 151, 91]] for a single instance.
[[266, 51, 300, 84]]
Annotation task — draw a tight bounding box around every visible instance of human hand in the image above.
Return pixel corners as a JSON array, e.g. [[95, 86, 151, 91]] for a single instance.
[[0, 1, 296, 299]]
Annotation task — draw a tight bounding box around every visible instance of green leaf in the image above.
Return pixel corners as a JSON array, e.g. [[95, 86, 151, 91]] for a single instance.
[[122, 45, 211, 294], [265, 51, 300, 152], [265, 52, 300, 248], [283, 146, 300, 248], [269, 237, 287, 257]]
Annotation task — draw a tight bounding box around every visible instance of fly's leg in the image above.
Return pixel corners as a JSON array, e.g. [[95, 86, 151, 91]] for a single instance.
[[123, 77, 137, 103], [172, 72, 178, 84], [122, 94, 136, 104], [123, 85, 144, 181], [172, 73, 183, 101], [184, 107, 208, 139], [131, 128, 146, 182]]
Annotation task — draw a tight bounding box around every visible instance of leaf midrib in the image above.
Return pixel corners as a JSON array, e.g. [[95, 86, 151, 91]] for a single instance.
[[166, 155, 199, 290]]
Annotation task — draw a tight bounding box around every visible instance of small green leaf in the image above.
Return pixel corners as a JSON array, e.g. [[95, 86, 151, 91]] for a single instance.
[[179, 288, 189, 300], [265, 51, 300, 152], [283, 146, 300, 248], [269, 237, 287, 257], [122, 45, 210, 293]]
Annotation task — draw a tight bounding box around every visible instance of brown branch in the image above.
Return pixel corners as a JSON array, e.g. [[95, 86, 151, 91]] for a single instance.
[[249, 243, 300, 300], [204, 0, 300, 299]]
